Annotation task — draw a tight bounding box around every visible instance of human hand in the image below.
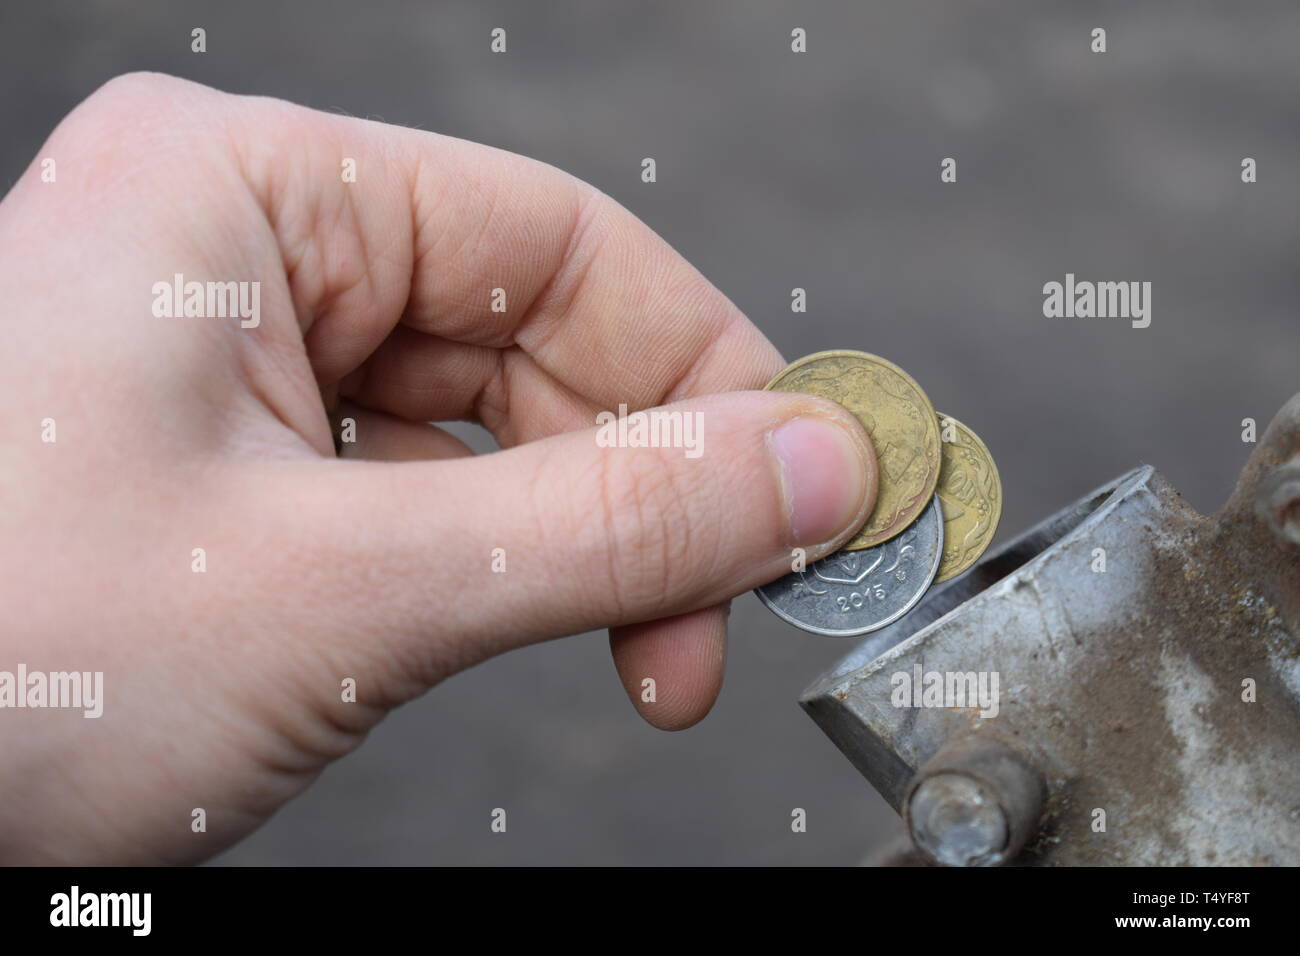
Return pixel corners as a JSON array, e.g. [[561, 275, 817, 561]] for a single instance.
[[0, 73, 876, 862]]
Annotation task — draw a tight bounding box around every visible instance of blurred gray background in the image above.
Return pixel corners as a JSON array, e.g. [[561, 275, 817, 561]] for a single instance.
[[2, 1, 1295, 864]]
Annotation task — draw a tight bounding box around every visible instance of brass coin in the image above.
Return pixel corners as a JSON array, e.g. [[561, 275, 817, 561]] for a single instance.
[[933, 413, 1002, 582], [765, 350, 941, 549]]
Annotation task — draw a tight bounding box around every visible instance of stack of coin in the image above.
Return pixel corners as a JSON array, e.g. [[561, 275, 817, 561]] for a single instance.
[[755, 350, 1002, 637]]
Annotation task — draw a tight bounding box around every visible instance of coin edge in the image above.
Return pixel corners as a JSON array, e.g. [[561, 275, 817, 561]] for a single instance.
[[753, 493, 945, 637], [764, 350, 944, 551], [932, 412, 1003, 583]]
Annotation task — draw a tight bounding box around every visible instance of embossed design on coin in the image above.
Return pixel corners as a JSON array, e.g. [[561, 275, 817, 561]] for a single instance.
[[934, 413, 1002, 583], [766, 350, 941, 549], [755, 495, 944, 637]]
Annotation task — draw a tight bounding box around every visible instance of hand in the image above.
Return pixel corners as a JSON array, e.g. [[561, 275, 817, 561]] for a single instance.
[[0, 73, 876, 863]]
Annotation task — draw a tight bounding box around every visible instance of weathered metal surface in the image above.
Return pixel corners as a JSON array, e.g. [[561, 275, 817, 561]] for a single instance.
[[802, 394, 1300, 865]]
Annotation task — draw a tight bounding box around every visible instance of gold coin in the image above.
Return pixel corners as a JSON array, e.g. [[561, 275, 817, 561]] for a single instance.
[[933, 413, 1002, 582], [765, 350, 941, 549]]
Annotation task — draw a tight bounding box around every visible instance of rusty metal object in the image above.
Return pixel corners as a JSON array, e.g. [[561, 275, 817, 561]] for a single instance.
[[802, 394, 1300, 865], [904, 732, 1045, 866], [1256, 455, 1300, 547]]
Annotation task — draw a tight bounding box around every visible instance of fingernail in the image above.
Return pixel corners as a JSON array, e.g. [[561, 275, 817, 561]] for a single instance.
[[770, 413, 876, 548]]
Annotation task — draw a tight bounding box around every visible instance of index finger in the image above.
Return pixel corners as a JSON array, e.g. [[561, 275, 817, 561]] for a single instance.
[[217, 80, 786, 432]]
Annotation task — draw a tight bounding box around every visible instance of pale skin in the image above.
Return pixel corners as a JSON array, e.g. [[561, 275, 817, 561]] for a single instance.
[[0, 73, 877, 863]]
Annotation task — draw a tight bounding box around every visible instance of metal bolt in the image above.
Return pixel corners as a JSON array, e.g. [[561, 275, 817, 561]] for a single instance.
[[1256, 459, 1300, 548], [904, 733, 1044, 867], [909, 773, 1009, 866]]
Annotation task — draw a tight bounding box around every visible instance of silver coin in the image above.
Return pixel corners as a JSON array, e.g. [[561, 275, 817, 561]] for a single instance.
[[755, 495, 944, 637]]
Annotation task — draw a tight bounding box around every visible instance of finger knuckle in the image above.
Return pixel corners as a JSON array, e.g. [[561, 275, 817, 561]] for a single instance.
[[591, 449, 701, 615], [68, 72, 192, 139], [47, 73, 220, 189], [88, 71, 186, 105]]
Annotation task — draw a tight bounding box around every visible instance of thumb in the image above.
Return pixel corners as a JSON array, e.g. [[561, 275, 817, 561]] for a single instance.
[[268, 390, 876, 685]]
